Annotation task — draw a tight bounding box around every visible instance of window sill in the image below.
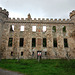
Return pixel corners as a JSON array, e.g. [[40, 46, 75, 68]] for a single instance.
[[8, 46, 12, 47], [19, 47, 23, 48], [43, 47, 47, 48], [64, 47, 69, 48], [32, 47, 35, 48], [43, 32, 46, 34], [10, 31, 14, 32], [53, 47, 57, 48], [32, 32, 36, 33], [20, 31, 24, 33]]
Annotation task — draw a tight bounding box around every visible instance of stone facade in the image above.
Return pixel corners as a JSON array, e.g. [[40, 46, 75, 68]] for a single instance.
[[0, 7, 75, 59]]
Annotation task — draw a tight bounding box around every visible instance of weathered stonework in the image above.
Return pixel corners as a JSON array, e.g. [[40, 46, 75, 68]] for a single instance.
[[0, 7, 75, 59]]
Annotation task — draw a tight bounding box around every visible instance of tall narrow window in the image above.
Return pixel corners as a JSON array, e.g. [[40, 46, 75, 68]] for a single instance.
[[8, 38, 13, 47], [52, 26, 56, 32], [32, 38, 36, 47], [20, 26, 24, 31], [64, 38, 68, 47], [32, 52, 34, 56], [10, 25, 14, 31], [32, 26, 36, 32], [43, 26, 46, 32], [21, 52, 23, 56], [45, 52, 47, 56], [43, 38, 47, 47], [20, 38, 24, 47], [11, 52, 13, 56], [63, 26, 66, 32], [53, 38, 57, 47]]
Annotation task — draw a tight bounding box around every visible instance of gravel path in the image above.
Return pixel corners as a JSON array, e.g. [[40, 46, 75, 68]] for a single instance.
[[0, 68, 24, 75]]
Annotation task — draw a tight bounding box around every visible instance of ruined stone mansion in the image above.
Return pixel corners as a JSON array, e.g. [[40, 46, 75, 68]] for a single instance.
[[0, 7, 75, 59]]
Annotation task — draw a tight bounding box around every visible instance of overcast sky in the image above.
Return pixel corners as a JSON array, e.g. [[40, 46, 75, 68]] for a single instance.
[[0, 0, 75, 19]]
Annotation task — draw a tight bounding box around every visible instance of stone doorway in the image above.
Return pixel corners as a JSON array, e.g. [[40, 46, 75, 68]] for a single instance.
[[37, 51, 42, 59]]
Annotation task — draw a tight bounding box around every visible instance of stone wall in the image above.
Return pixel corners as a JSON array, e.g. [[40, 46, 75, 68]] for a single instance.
[[0, 7, 75, 59]]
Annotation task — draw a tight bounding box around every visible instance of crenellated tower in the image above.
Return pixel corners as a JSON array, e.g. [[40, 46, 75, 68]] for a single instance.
[[0, 7, 9, 20], [70, 10, 75, 23], [69, 10, 75, 41], [0, 7, 9, 41], [0, 7, 9, 59]]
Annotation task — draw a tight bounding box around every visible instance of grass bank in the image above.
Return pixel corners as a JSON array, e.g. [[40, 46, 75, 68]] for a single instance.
[[0, 59, 75, 75]]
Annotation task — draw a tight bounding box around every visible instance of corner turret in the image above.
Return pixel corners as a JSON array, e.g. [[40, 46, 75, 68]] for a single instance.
[[70, 10, 75, 20], [0, 7, 9, 59], [0, 7, 9, 20]]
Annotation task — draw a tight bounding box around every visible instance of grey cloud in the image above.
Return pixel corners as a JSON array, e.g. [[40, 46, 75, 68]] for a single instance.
[[0, 0, 75, 19]]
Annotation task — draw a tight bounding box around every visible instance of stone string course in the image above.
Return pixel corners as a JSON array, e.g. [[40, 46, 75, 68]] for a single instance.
[[0, 7, 75, 59]]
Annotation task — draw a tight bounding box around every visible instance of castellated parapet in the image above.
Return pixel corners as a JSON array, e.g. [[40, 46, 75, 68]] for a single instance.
[[0, 7, 75, 59], [0, 7, 9, 18], [70, 10, 75, 18], [6, 18, 70, 23]]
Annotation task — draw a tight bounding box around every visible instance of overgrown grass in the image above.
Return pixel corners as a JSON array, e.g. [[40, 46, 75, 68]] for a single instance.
[[0, 59, 75, 75]]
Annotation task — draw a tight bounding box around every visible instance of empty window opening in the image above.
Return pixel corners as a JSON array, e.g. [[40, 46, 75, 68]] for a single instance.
[[32, 52, 34, 56], [21, 52, 23, 56], [8, 38, 13, 47], [52, 26, 56, 32], [32, 38, 36, 47], [64, 38, 68, 47], [10, 25, 14, 31], [32, 26, 36, 32], [45, 52, 47, 56], [43, 38, 47, 47], [63, 26, 66, 32], [20, 26, 24, 31], [66, 51, 69, 58], [11, 52, 13, 56], [43, 26, 46, 32], [53, 38, 57, 47], [19, 38, 24, 47]]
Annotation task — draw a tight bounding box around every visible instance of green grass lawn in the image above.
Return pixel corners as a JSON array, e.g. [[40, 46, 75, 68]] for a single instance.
[[0, 59, 75, 75]]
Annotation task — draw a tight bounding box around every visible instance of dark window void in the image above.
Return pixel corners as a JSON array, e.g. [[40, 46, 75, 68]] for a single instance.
[[11, 52, 13, 56], [10, 25, 14, 32], [8, 38, 13, 47], [20, 38, 24, 47], [63, 26, 66, 32], [32, 52, 34, 56], [53, 38, 57, 47], [45, 52, 47, 55], [64, 38, 68, 47], [21, 52, 23, 56], [32, 38, 36, 47], [52, 26, 56, 32], [43, 38, 47, 47]]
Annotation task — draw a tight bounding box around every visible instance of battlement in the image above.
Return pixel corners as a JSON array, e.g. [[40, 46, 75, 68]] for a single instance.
[[0, 7, 75, 60], [0, 7, 73, 23], [0, 7, 9, 16], [6, 17, 70, 23], [70, 10, 75, 19]]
